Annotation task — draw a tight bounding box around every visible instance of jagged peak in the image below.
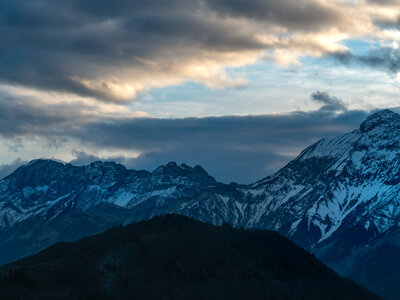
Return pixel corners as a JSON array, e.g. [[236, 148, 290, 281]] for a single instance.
[[152, 161, 211, 179], [360, 109, 400, 133], [166, 161, 178, 168], [152, 161, 178, 173]]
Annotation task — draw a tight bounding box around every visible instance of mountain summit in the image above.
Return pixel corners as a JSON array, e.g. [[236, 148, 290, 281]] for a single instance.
[[360, 109, 400, 133]]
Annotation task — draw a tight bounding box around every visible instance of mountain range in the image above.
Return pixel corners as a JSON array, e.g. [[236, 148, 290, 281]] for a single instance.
[[1, 109, 400, 298]]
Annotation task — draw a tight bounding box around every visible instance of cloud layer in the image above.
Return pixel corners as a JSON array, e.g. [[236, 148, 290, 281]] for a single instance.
[[0, 90, 371, 182], [0, 0, 399, 101]]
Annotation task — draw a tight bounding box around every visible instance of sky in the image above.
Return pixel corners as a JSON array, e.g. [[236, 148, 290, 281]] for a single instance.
[[1, 0, 400, 183]]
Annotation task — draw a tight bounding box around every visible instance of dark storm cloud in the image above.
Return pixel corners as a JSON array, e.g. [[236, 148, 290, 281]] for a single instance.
[[366, 0, 400, 4], [0, 91, 95, 138], [69, 106, 368, 183], [204, 0, 343, 31], [0, 0, 267, 101], [311, 91, 347, 112], [73, 109, 363, 153], [0, 0, 368, 101], [332, 47, 400, 74], [0, 91, 371, 183]]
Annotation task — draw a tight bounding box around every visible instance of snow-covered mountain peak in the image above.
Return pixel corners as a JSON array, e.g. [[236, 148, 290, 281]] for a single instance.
[[360, 109, 400, 133], [296, 110, 400, 162], [246, 109, 400, 254]]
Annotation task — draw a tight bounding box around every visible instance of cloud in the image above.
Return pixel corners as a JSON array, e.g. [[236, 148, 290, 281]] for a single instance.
[[332, 47, 400, 74], [311, 91, 348, 112], [66, 107, 368, 183], [0, 89, 373, 183], [0, 0, 398, 101]]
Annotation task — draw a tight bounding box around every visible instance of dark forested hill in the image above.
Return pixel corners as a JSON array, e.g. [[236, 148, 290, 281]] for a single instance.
[[0, 215, 380, 300]]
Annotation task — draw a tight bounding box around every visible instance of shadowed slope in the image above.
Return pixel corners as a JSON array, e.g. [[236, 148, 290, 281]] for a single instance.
[[0, 215, 380, 300]]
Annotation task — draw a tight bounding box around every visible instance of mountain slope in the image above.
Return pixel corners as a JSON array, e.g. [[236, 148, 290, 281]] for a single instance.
[[0, 160, 245, 264], [244, 109, 400, 299], [249, 109, 400, 249], [0, 203, 134, 264], [0, 215, 380, 300]]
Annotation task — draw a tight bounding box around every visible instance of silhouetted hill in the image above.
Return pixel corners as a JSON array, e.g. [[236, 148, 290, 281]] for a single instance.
[[0, 215, 380, 300]]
